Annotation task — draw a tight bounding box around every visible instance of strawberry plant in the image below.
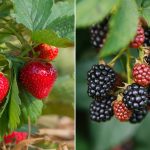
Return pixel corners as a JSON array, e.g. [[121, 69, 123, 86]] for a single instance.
[[77, 0, 150, 150], [0, 0, 74, 142]]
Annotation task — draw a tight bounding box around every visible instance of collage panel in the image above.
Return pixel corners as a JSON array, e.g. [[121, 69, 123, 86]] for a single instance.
[[76, 0, 150, 150], [0, 0, 74, 149]]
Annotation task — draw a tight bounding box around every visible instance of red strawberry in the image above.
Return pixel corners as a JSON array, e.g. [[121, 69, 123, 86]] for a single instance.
[[132, 63, 150, 86], [0, 73, 9, 103], [34, 43, 58, 61], [4, 132, 27, 144], [113, 100, 132, 122], [20, 61, 57, 99]]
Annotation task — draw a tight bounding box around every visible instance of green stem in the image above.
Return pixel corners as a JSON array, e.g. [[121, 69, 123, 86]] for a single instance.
[[139, 47, 144, 62], [108, 48, 126, 66], [126, 49, 131, 84]]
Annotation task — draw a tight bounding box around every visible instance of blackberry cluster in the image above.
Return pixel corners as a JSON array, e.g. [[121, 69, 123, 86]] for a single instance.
[[90, 95, 116, 122], [90, 17, 109, 49], [123, 83, 149, 123], [144, 55, 150, 65], [143, 27, 150, 47], [87, 64, 116, 98]]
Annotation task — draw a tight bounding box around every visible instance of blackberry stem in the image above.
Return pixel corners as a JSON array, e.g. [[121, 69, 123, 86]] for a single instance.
[[139, 47, 145, 62], [126, 49, 131, 84], [108, 48, 126, 66]]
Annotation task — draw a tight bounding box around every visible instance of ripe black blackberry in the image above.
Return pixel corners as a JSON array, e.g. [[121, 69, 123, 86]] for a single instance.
[[123, 83, 149, 110], [143, 27, 150, 47], [90, 17, 109, 49], [144, 55, 150, 65], [89, 95, 116, 122], [87, 64, 116, 98], [129, 108, 148, 123]]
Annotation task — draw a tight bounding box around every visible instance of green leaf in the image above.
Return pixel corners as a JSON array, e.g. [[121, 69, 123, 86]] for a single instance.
[[12, 0, 74, 32], [100, 0, 139, 57], [0, 1, 12, 18], [76, 0, 120, 27], [47, 15, 74, 41], [32, 30, 73, 47], [12, 0, 53, 30], [139, 1, 150, 26], [9, 70, 21, 130], [20, 88, 43, 123]]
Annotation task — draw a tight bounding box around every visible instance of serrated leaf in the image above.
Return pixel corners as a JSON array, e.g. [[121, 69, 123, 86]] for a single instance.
[[20, 88, 43, 123], [100, 0, 139, 57], [76, 0, 120, 27], [32, 30, 73, 47], [47, 15, 74, 41], [9, 70, 21, 130], [12, 0, 53, 30]]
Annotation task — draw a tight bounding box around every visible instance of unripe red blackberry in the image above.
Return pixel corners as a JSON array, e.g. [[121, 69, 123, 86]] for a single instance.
[[123, 83, 149, 110], [90, 95, 116, 122], [90, 17, 109, 49], [113, 100, 132, 122], [143, 27, 150, 47], [87, 64, 116, 98], [132, 63, 150, 86], [144, 55, 150, 65], [129, 108, 148, 123], [130, 25, 145, 48]]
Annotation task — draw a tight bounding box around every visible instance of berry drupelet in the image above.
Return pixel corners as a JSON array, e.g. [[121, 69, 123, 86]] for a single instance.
[[132, 63, 150, 86], [130, 25, 145, 48], [143, 27, 150, 47], [87, 64, 116, 98], [113, 100, 132, 122], [90, 17, 109, 49], [129, 108, 148, 123], [123, 83, 149, 110], [89, 95, 116, 122]]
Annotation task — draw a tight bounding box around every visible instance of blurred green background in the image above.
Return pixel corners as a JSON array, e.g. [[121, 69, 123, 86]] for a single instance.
[[76, 27, 150, 150]]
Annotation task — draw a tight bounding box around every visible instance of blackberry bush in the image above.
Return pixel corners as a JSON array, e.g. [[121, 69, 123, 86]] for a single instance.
[[87, 64, 116, 98], [144, 55, 150, 65], [90, 17, 109, 49], [89, 95, 116, 122], [123, 83, 149, 110]]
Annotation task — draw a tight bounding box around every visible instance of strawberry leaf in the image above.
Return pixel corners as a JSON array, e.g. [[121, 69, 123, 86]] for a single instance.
[[8, 69, 21, 131], [20, 88, 43, 123], [32, 30, 73, 47]]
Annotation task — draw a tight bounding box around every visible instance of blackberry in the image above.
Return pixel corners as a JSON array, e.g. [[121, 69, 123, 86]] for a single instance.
[[143, 27, 150, 47], [123, 83, 149, 110], [90, 17, 109, 49], [129, 108, 148, 123], [144, 55, 150, 65], [89, 95, 116, 122], [87, 64, 116, 98]]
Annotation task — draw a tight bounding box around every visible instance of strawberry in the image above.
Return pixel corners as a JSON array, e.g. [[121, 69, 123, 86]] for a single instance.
[[19, 61, 57, 99], [4, 132, 27, 144], [34, 43, 58, 61], [0, 73, 9, 103]]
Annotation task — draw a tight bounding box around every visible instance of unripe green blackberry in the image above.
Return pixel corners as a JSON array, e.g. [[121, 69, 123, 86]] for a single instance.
[[129, 108, 148, 123], [123, 83, 149, 110], [89, 95, 116, 122], [87, 64, 116, 98], [90, 17, 109, 49]]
